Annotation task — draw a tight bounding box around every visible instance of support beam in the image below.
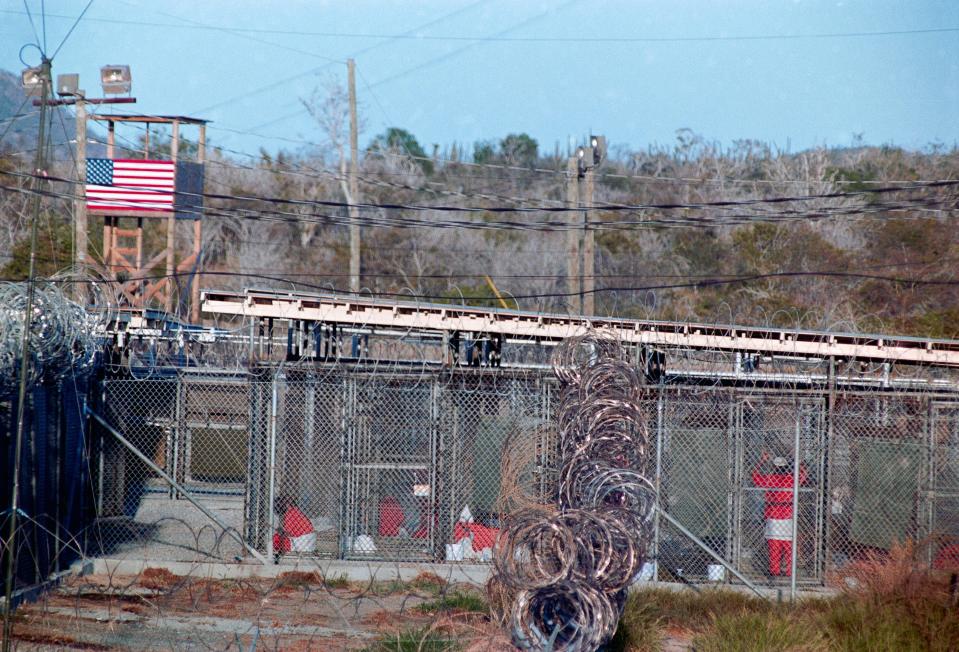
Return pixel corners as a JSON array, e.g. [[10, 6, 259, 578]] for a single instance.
[[200, 288, 959, 367]]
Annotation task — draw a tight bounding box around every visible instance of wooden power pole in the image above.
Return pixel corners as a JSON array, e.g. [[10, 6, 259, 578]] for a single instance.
[[347, 59, 361, 293], [74, 97, 87, 264], [582, 165, 596, 315], [566, 157, 582, 314]]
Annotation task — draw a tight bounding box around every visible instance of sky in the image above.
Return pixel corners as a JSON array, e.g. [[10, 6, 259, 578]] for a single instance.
[[1, 0, 957, 160]]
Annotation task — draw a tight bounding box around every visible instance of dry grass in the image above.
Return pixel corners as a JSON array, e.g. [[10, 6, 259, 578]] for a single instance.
[[275, 570, 324, 589], [137, 566, 180, 591], [614, 540, 959, 651]]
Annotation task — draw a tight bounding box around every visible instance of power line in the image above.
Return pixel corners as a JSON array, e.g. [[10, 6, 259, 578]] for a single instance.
[[4, 9, 955, 43], [1, 170, 955, 234], [187, 0, 487, 115], [49, 0, 93, 60], [16, 268, 959, 303], [242, 0, 582, 133], [3, 167, 956, 232]]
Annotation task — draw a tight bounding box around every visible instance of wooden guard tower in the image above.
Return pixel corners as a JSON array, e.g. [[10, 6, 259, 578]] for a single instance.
[[86, 114, 207, 322]]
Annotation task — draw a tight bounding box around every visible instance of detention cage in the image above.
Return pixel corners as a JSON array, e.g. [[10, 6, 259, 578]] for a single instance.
[[94, 366, 959, 587]]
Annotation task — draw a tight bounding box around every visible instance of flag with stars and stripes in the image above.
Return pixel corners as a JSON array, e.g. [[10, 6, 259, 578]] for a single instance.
[[85, 158, 176, 213]]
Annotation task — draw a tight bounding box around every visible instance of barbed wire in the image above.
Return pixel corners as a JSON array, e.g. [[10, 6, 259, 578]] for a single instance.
[[489, 333, 654, 650], [0, 268, 114, 395]]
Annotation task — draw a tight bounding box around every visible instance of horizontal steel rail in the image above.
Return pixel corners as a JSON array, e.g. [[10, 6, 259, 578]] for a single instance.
[[202, 288, 959, 367]]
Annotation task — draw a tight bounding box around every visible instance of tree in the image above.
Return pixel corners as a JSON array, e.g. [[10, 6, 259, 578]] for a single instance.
[[473, 140, 495, 165], [301, 77, 366, 247], [500, 133, 538, 167], [368, 127, 432, 175]]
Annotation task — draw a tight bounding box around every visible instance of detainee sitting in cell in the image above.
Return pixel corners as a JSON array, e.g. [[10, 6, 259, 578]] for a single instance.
[[273, 494, 317, 555]]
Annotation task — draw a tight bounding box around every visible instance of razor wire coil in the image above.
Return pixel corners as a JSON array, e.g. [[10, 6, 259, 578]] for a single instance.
[[490, 333, 655, 651]]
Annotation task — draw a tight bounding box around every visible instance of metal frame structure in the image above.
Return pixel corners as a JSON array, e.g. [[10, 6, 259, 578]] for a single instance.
[[94, 367, 959, 592], [202, 288, 959, 368]]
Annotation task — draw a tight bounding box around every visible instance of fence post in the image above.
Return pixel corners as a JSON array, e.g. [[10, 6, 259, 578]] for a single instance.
[[822, 357, 835, 581], [923, 398, 935, 567], [653, 389, 664, 582], [171, 376, 183, 499], [790, 411, 801, 600], [431, 375, 441, 560], [266, 373, 279, 562], [338, 375, 352, 559], [304, 380, 316, 508]]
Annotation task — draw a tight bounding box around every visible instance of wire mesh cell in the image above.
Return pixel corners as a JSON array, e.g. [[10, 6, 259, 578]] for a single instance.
[[826, 395, 927, 578], [100, 379, 178, 516], [656, 395, 735, 582], [180, 378, 251, 489], [96, 375, 249, 562], [737, 397, 824, 584], [342, 379, 437, 560], [929, 403, 959, 568], [273, 379, 346, 558], [441, 377, 550, 563], [89, 366, 959, 586]]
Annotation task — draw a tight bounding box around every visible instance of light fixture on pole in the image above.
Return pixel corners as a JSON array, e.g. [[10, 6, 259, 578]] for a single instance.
[[21, 66, 45, 96], [100, 65, 132, 94], [576, 145, 594, 176], [589, 135, 607, 164], [33, 67, 136, 271], [56, 73, 81, 97]]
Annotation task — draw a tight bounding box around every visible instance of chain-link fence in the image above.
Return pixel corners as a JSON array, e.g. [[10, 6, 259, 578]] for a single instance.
[[93, 369, 959, 588]]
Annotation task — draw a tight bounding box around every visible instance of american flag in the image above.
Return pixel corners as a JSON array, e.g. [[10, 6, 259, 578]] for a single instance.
[[86, 158, 176, 213]]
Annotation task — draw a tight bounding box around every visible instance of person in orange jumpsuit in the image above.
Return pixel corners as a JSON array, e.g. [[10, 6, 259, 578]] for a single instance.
[[752, 451, 808, 577], [273, 495, 316, 555]]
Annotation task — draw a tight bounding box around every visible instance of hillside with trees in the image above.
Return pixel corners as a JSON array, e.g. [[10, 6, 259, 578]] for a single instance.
[[1, 73, 958, 338]]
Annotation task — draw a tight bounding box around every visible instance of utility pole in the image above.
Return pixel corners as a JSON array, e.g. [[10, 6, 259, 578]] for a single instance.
[[3, 58, 50, 652], [347, 59, 361, 293], [574, 135, 606, 317], [582, 165, 596, 315], [566, 157, 582, 314], [75, 96, 87, 264]]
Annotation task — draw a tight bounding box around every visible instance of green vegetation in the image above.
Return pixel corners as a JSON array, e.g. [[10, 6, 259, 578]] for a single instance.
[[365, 627, 458, 652], [369, 127, 433, 175], [324, 572, 350, 589], [415, 590, 488, 615], [693, 611, 824, 652], [3, 70, 959, 342]]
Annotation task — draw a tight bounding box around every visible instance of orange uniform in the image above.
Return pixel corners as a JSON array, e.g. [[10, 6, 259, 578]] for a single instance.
[[753, 463, 808, 576]]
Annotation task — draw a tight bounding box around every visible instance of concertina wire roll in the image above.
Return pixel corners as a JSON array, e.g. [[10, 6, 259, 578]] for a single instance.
[[489, 333, 655, 651]]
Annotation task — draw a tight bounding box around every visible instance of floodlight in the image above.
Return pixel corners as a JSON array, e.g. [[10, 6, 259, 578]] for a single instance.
[[589, 135, 607, 164], [21, 66, 45, 96], [576, 146, 595, 174], [57, 73, 80, 97], [100, 65, 131, 94]]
